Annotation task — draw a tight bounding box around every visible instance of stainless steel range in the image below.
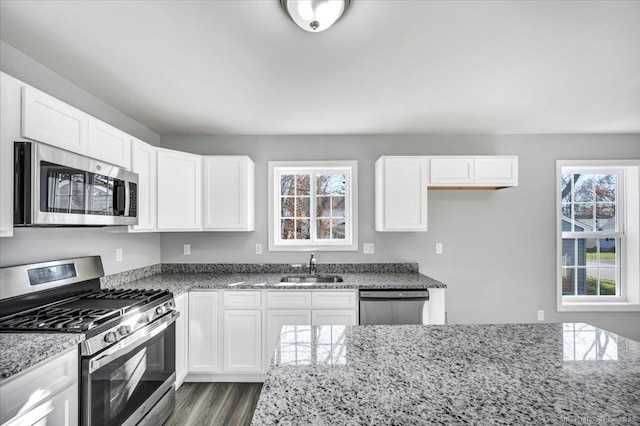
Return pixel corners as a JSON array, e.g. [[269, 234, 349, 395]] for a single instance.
[[0, 256, 178, 426]]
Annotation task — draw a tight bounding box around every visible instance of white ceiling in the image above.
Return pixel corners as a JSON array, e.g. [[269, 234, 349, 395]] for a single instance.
[[1, 1, 639, 136]]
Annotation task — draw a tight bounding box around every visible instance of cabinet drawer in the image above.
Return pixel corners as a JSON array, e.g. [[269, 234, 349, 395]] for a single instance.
[[267, 291, 312, 309], [0, 347, 78, 424], [311, 291, 357, 309], [223, 290, 262, 307]]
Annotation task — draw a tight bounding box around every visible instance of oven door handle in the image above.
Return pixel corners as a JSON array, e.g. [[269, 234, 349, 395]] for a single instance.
[[88, 311, 179, 374]]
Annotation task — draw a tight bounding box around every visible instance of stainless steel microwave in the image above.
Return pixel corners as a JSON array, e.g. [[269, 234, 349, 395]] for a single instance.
[[14, 142, 138, 226]]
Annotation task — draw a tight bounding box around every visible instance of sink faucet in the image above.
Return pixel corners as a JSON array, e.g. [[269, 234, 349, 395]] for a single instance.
[[309, 253, 317, 275]]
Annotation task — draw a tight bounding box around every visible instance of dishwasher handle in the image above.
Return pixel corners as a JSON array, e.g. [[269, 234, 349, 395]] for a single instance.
[[359, 290, 429, 301]]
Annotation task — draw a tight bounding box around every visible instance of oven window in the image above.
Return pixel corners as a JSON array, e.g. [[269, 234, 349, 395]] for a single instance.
[[84, 324, 175, 425], [41, 162, 88, 213]]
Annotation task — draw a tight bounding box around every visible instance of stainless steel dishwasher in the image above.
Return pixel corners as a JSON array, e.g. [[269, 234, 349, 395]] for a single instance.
[[359, 290, 430, 325]]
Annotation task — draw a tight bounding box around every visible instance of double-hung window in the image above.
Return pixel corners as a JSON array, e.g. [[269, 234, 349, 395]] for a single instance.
[[557, 160, 640, 311], [268, 161, 358, 251]]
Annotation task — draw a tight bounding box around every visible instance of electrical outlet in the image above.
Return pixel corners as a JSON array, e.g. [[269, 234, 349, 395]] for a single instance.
[[183, 244, 191, 255], [436, 243, 443, 255], [116, 248, 123, 262], [255, 243, 263, 255], [537, 310, 544, 321], [363, 243, 374, 254]]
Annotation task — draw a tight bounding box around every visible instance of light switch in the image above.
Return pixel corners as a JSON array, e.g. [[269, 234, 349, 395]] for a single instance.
[[537, 310, 544, 321], [183, 244, 191, 255]]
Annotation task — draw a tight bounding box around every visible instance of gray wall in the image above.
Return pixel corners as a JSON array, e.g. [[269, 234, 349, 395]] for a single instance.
[[160, 134, 640, 340], [0, 42, 161, 274]]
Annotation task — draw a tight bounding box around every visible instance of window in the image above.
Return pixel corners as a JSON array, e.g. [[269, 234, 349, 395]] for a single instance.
[[268, 161, 358, 251], [557, 160, 640, 311]]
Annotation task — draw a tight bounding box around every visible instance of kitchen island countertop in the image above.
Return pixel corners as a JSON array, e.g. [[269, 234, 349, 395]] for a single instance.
[[252, 322, 640, 425]]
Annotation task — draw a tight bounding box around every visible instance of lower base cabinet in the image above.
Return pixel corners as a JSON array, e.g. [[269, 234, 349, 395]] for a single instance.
[[174, 293, 189, 389], [222, 309, 263, 373], [188, 291, 219, 373]]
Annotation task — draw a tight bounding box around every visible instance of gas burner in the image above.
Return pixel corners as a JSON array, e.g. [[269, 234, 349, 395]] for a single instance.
[[82, 288, 165, 302], [0, 307, 119, 332]]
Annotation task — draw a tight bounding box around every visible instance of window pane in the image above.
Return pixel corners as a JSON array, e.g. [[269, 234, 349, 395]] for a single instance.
[[595, 204, 615, 231], [562, 239, 576, 266], [296, 219, 310, 239], [317, 219, 331, 239], [296, 197, 310, 217], [585, 268, 598, 295], [317, 196, 331, 217], [595, 174, 616, 202], [331, 197, 345, 218], [600, 274, 617, 296], [330, 175, 346, 196], [281, 175, 295, 196], [582, 238, 597, 266], [574, 174, 594, 202], [573, 204, 594, 231], [599, 238, 617, 265], [281, 197, 295, 217], [317, 175, 331, 195], [281, 219, 295, 239], [331, 219, 345, 239], [562, 268, 575, 295], [561, 174, 573, 202], [296, 175, 310, 196]]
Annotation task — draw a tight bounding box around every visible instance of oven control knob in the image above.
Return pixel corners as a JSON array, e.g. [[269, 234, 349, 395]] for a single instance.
[[138, 314, 150, 324], [164, 302, 173, 311], [156, 306, 166, 315], [104, 332, 117, 343], [118, 325, 131, 336]]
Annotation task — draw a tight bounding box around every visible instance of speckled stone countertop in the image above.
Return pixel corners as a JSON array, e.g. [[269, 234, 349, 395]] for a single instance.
[[252, 323, 640, 425], [0, 333, 84, 381], [101, 263, 446, 294]]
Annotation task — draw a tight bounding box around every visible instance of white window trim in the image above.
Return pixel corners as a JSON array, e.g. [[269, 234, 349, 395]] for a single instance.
[[556, 159, 640, 312], [268, 160, 358, 252]]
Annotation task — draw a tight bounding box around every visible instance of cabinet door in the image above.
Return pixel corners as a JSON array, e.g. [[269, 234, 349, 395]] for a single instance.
[[21, 86, 88, 154], [429, 157, 474, 185], [0, 72, 23, 237], [474, 157, 518, 186], [130, 139, 157, 232], [222, 309, 263, 373], [157, 149, 202, 230], [375, 156, 428, 231], [4, 384, 79, 426], [87, 117, 131, 169], [427, 288, 446, 325], [203, 156, 255, 231], [175, 293, 189, 388], [312, 309, 357, 326], [266, 310, 312, 365], [188, 291, 218, 373]]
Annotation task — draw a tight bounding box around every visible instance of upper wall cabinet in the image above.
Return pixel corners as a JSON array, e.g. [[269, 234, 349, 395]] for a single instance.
[[375, 156, 428, 232], [87, 118, 131, 169], [157, 148, 202, 231], [21, 86, 132, 169], [129, 139, 158, 232], [203, 156, 255, 231], [21, 86, 88, 154], [428, 156, 518, 188]]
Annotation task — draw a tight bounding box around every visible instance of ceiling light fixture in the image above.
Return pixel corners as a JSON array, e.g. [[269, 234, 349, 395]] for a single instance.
[[280, 0, 351, 33]]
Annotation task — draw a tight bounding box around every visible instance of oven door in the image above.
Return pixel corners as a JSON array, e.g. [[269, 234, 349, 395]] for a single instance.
[[82, 314, 177, 426]]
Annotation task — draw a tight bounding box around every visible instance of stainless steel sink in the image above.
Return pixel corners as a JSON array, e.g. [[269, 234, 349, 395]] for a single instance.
[[277, 274, 344, 285]]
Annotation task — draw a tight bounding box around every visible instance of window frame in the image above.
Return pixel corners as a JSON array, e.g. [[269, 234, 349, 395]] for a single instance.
[[268, 160, 358, 252], [556, 160, 640, 312]]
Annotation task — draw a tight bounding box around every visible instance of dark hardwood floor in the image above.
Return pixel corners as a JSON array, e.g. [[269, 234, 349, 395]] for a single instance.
[[164, 382, 263, 426]]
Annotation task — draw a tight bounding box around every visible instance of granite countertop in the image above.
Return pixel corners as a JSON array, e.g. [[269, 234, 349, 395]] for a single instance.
[[252, 322, 640, 425], [0, 333, 84, 381], [101, 263, 446, 295]]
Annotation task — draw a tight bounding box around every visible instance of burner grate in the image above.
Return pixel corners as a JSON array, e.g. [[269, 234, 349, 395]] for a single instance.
[[0, 307, 119, 332], [82, 288, 164, 302]]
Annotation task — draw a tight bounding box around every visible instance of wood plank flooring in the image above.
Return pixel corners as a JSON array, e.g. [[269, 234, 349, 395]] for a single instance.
[[164, 383, 263, 426]]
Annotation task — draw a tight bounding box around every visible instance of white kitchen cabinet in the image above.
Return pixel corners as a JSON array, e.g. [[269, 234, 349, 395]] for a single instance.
[[21, 85, 88, 155], [427, 288, 446, 325], [428, 156, 518, 188], [188, 291, 218, 373], [87, 117, 131, 169], [265, 309, 312, 364], [129, 138, 158, 232], [311, 309, 357, 326], [157, 148, 202, 231], [222, 309, 263, 373], [311, 291, 358, 309], [0, 347, 78, 426], [267, 291, 312, 309], [0, 72, 23, 237], [175, 293, 189, 389], [375, 156, 428, 232], [203, 156, 255, 231]]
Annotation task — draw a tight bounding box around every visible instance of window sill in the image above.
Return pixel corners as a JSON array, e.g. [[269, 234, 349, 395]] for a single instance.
[[558, 301, 640, 312]]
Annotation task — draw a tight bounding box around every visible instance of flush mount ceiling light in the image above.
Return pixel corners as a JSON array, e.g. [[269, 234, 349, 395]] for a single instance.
[[281, 0, 351, 32]]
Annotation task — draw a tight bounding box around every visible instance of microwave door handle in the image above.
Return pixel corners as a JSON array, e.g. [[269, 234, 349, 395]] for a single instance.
[[124, 181, 130, 217], [114, 181, 126, 216]]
